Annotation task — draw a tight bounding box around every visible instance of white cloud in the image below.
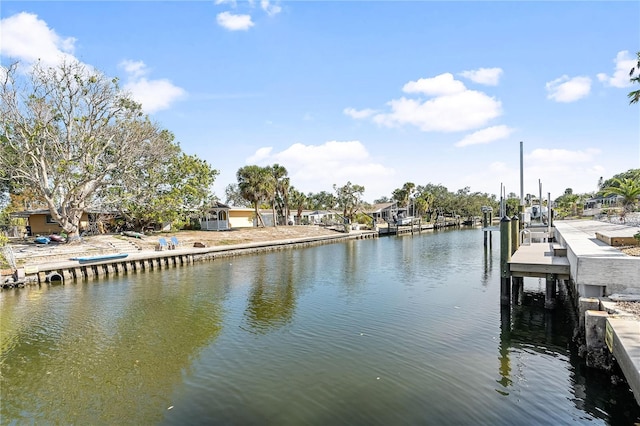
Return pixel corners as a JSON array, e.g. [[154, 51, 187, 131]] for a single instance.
[[455, 125, 514, 147], [247, 147, 273, 163], [261, 0, 282, 17], [217, 12, 254, 31], [119, 59, 147, 79], [343, 107, 377, 119], [526, 148, 600, 163], [597, 50, 636, 88], [215, 0, 237, 5], [459, 67, 503, 86], [348, 72, 503, 133], [245, 141, 395, 194], [523, 148, 604, 197], [119, 60, 186, 113], [0, 12, 76, 67], [372, 90, 502, 132], [402, 73, 466, 96], [545, 75, 591, 103]]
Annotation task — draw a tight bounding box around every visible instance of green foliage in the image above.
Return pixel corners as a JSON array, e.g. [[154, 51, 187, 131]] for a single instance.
[[553, 189, 595, 219], [634, 231, 640, 244], [410, 184, 497, 220], [237, 165, 271, 227], [0, 60, 206, 239], [354, 212, 373, 226], [333, 181, 365, 221], [224, 183, 250, 207], [600, 169, 640, 193], [110, 137, 219, 231], [392, 182, 415, 208], [289, 187, 307, 222], [629, 51, 640, 105], [603, 177, 640, 211], [306, 191, 336, 210]]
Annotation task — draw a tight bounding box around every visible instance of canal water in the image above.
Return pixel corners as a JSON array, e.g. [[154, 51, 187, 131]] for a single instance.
[[1, 228, 638, 425]]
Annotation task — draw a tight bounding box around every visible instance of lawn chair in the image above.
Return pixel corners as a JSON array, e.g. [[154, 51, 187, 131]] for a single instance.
[[157, 237, 169, 251], [170, 236, 179, 250]]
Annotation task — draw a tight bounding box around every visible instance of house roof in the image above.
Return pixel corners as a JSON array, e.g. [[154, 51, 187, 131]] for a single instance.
[[210, 201, 230, 209], [365, 202, 396, 213]]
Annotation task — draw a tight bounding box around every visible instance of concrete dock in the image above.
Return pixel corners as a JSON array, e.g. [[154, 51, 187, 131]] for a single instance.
[[509, 219, 640, 406]]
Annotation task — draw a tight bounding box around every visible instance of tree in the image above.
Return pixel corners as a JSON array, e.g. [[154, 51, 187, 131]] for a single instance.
[[269, 164, 289, 226], [307, 191, 336, 210], [107, 140, 218, 231], [237, 165, 270, 227], [372, 196, 391, 204], [554, 192, 581, 219], [629, 51, 640, 105], [288, 188, 307, 224], [1, 60, 175, 240], [225, 183, 250, 207], [333, 181, 365, 222], [600, 169, 640, 192], [604, 177, 640, 212], [392, 182, 415, 208]]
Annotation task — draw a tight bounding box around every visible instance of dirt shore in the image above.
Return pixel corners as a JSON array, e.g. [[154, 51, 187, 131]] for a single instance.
[[5, 226, 348, 268]]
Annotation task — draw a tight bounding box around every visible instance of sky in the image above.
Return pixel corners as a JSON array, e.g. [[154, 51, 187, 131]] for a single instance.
[[1, 1, 639, 203]]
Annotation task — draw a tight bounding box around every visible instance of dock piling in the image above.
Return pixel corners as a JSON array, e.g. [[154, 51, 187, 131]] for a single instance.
[[500, 215, 512, 305]]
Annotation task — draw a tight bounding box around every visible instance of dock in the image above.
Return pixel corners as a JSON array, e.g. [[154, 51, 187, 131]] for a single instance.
[[509, 242, 570, 279], [507, 219, 640, 406]]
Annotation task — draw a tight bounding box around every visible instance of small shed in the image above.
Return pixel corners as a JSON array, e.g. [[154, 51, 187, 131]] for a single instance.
[[200, 202, 231, 231]]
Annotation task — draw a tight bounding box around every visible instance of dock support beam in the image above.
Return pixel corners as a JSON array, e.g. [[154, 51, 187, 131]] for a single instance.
[[500, 215, 512, 305], [545, 273, 557, 309]]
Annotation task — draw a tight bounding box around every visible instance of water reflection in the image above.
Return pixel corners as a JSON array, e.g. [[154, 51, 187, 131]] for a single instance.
[[2, 229, 640, 424], [1, 268, 227, 424], [497, 282, 640, 424], [244, 253, 297, 333]]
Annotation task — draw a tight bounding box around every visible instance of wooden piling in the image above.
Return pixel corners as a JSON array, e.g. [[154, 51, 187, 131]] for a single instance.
[[545, 273, 557, 309], [500, 215, 512, 305]]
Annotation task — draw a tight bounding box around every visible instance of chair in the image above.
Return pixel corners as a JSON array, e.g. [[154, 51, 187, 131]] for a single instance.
[[157, 237, 168, 251], [170, 236, 179, 250]]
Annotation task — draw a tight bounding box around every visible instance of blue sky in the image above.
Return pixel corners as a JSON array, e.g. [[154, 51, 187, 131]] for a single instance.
[[1, 1, 639, 203]]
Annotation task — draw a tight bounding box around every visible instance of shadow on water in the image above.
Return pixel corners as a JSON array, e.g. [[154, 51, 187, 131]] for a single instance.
[[497, 278, 640, 424]]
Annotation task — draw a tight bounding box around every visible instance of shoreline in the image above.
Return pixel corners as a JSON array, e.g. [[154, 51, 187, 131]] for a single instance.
[[2, 228, 378, 287]]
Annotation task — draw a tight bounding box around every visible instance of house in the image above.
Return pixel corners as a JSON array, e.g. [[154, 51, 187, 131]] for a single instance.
[[302, 210, 338, 225], [9, 209, 111, 236], [365, 202, 398, 224], [583, 194, 623, 216]]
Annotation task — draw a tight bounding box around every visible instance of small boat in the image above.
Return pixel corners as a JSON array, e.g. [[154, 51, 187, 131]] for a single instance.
[[122, 231, 145, 239], [71, 253, 129, 263], [34, 236, 51, 244]]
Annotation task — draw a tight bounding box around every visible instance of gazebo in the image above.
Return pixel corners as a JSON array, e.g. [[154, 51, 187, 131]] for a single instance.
[[200, 202, 230, 231]]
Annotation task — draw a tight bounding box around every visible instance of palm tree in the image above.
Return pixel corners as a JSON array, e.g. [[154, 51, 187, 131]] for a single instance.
[[604, 177, 640, 212], [237, 165, 270, 227], [629, 51, 640, 105], [270, 164, 288, 227], [289, 188, 307, 225]]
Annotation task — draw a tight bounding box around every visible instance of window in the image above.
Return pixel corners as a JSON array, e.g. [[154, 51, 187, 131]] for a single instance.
[[46, 215, 58, 224]]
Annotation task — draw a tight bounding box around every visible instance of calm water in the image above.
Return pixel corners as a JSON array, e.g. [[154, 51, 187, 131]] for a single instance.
[[1, 228, 638, 425]]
